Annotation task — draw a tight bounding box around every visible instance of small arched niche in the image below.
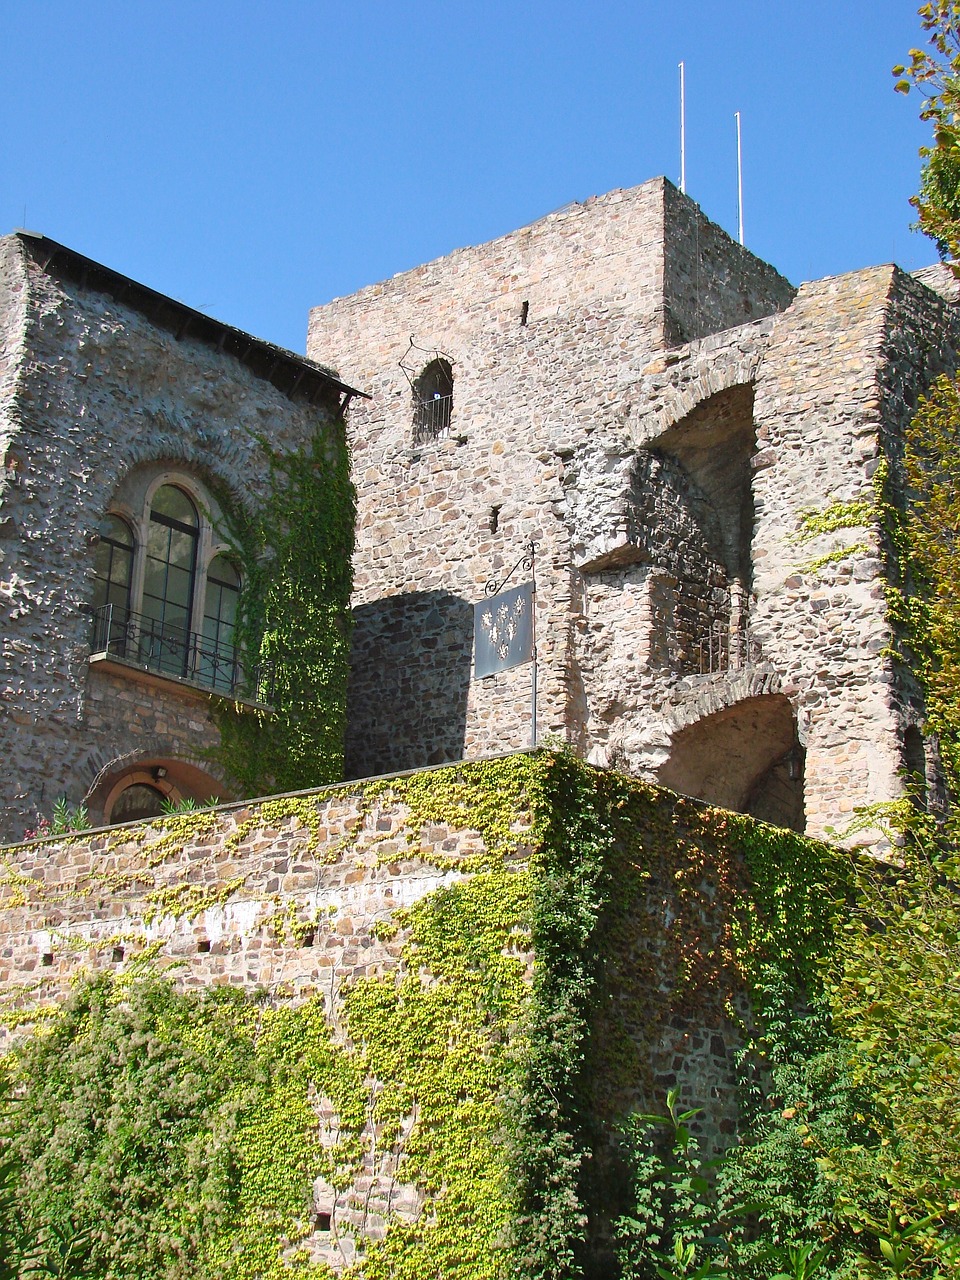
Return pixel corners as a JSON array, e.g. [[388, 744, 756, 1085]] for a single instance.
[[658, 693, 805, 832], [412, 358, 454, 445]]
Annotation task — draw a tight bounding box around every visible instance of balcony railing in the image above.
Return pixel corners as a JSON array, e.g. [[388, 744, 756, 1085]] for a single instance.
[[90, 604, 274, 704], [413, 393, 453, 445], [697, 619, 764, 675]]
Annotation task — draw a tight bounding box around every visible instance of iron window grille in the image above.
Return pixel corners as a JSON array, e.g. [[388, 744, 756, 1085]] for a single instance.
[[413, 392, 453, 444]]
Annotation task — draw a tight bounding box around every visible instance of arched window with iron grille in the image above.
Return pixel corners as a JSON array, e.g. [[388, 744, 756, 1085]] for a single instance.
[[413, 358, 454, 444]]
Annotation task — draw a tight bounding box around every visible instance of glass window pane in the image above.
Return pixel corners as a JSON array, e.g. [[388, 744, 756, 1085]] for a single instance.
[[201, 556, 241, 692], [93, 515, 134, 618], [167, 529, 196, 570], [143, 557, 168, 599], [100, 514, 133, 547], [94, 541, 114, 584], [152, 485, 198, 527], [144, 487, 199, 679], [164, 565, 193, 608], [208, 555, 240, 590], [147, 519, 170, 560]]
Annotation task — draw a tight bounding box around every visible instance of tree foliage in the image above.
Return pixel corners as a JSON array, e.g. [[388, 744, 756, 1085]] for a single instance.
[[893, 376, 960, 788], [895, 3, 960, 264]]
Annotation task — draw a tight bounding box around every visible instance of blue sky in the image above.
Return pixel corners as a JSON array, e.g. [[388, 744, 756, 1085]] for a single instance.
[[0, 1, 938, 355]]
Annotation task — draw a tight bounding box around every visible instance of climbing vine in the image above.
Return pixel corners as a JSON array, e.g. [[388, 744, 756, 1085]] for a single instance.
[[795, 498, 875, 575], [878, 374, 960, 794], [3, 752, 957, 1278], [214, 417, 355, 796]]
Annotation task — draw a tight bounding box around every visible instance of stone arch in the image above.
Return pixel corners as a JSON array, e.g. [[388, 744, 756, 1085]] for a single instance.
[[628, 350, 761, 447], [658, 688, 805, 832], [619, 381, 758, 678], [81, 740, 230, 827], [642, 382, 757, 584]]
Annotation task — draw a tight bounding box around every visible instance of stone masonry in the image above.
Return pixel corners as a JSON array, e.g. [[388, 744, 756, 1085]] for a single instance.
[[308, 177, 960, 841], [0, 756, 756, 1268], [2, 175, 958, 846], [0, 232, 358, 842]]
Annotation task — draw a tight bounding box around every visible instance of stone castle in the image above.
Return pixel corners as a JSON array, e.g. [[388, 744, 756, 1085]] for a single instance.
[[1, 178, 959, 1273], [1, 176, 958, 843]]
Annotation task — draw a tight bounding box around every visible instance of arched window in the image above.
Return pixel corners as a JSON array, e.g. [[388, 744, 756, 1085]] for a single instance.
[[92, 515, 134, 648], [90, 475, 248, 696], [142, 486, 199, 676], [413, 358, 454, 444], [202, 554, 241, 691]]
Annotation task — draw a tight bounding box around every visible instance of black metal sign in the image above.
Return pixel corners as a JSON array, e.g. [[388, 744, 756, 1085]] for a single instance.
[[473, 582, 534, 678]]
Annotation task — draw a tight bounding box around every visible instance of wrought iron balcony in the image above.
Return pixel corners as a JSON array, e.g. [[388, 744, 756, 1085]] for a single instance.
[[89, 604, 274, 704]]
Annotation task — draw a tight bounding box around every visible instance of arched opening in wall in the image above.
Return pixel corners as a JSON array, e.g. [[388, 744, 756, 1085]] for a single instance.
[[902, 725, 928, 809], [641, 385, 757, 674], [658, 693, 805, 832], [110, 782, 168, 823], [93, 759, 229, 827], [412, 359, 454, 445]]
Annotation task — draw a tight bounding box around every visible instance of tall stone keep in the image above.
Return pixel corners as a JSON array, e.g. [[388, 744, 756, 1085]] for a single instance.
[[308, 177, 960, 841]]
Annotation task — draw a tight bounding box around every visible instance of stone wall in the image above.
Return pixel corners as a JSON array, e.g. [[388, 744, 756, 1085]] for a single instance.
[[0, 767, 511, 1267], [0, 234, 348, 841], [746, 266, 959, 834], [308, 179, 959, 843], [308, 180, 797, 787], [0, 754, 777, 1268]]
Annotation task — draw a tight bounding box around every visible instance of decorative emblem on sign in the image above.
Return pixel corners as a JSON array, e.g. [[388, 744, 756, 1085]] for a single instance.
[[474, 582, 533, 677]]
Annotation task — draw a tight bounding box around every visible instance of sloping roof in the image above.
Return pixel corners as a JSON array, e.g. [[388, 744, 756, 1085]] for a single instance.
[[15, 231, 368, 409]]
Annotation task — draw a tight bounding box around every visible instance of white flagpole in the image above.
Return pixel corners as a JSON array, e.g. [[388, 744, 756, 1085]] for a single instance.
[[735, 111, 744, 246], [679, 62, 686, 194]]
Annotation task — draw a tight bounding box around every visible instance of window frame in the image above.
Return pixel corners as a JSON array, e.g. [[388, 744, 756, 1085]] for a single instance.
[[92, 471, 243, 691]]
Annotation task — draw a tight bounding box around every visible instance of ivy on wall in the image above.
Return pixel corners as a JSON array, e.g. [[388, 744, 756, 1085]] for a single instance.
[[215, 418, 356, 796], [794, 498, 875, 575], [3, 752, 956, 1279]]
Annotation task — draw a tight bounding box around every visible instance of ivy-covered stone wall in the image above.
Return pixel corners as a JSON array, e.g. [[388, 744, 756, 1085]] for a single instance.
[[0, 751, 853, 1279]]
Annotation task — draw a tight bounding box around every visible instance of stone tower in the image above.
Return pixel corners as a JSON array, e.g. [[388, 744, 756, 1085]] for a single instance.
[[308, 177, 959, 840]]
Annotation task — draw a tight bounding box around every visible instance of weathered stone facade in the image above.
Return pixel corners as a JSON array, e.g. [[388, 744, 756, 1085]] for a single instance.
[[308, 177, 960, 841], [2, 175, 958, 847], [0, 232, 358, 842], [0, 754, 769, 1268]]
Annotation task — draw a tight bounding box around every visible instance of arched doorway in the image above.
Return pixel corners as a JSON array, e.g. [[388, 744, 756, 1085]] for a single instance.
[[658, 693, 805, 831], [89, 757, 228, 827]]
